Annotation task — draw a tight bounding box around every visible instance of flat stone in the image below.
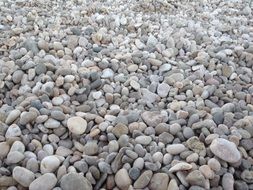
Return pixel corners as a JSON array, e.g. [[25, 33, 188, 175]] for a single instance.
[[5, 110, 21, 125], [13, 166, 35, 187], [169, 162, 192, 173], [60, 173, 92, 190], [83, 140, 98, 156], [115, 168, 132, 190], [134, 170, 153, 189], [149, 173, 169, 190], [29, 173, 57, 190], [67, 116, 87, 135], [210, 138, 241, 163], [166, 144, 186, 155]]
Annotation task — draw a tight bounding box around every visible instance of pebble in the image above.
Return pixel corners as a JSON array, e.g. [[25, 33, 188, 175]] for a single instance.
[[60, 172, 92, 190], [134, 170, 153, 189], [29, 173, 57, 190], [149, 173, 169, 190], [135, 136, 152, 145], [186, 170, 206, 188], [83, 141, 98, 155], [115, 168, 132, 190], [169, 162, 192, 173], [166, 144, 186, 155], [67, 116, 87, 135], [13, 166, 35, 187], [157, 83, 170, 98], [210, 138, 241, 163], [222, 173, 234, 190], [40, 155, 60, 174], [5, 124, 21, 138], [5, 110, 21, 125]]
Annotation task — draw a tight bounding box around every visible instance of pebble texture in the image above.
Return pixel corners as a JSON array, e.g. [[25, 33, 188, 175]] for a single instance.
[[0, 0, 252, 189]]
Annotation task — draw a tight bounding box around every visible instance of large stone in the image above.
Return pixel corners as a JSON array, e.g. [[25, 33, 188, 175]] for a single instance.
[[60, 172, 92, 190], [29, 173, 57, 190], [13, 166, 35, 187], [67, 116, 87, 135], [115, 168, 132, 190], [210, 138, 241, 163]]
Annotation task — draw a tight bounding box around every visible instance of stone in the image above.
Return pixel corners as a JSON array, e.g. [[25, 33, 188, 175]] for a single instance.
[[222, 173, 234, 190], [23, 39, 39, 54], [134, 170, 153, 189], [241, 170, 253, 183], [7, 151, 25, 164], [149, 173, 169, 190], [5, 124, 21, 138], [115, 168, 132, 190], [186, 170, 206, 188], [112, 123, 129, 138], [141, 111, 168, 127], [40, 155, 60, 174], [29, 173, 57, 190], [0, 142, 10, 159], [157, 83, 170, 98], [208, 158, 221, 172], [5, 110, 21, 124], [83, 140, 98, 155], [19, 111, 37, 125], [135, 136, 152, 145], [169, 162, 192, 173], [234, 180, 249, 190], [210, 138, 241, 163], [199, 165, 214, 179], [35, 63, 47, 75], [168, 179, 179, 190], [129, 167, 140, 180], [67, 116, 87, 135], [44, 118, 61, 129], [141, 88, 159, 103], [13, 166, 35, 187], [166, 144, 186, 155], [186, 136, 206, 156], [60, 173, 92, 190], [130, 80, 140, 90], [12, 70, 24, 84]]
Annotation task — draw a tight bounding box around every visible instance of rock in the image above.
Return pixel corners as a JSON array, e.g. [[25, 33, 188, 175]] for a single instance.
[[222, 173, 234, 190], [168, 179, 179, 190], [186, 170, 206, 188], [0, 142, 10, 159], [29, 173, 57, 190], [5, 110, 21, 124], [101, 68, 114, 78], [19, 111, 37, 125], [60, 172, 92, 190], [67, 116, 87, 135], [129, 167, 140, 180], [135, 136, 152, 145], [234, 180, 249, 190], [83, 140, 98, 155], [186, 136, 206, 156], [141, 111, 168, 127], [166, 144, 186, 155], [134, 170, 153, 189], [12, 70, 24, 84], [141, 88, 159, 103], [40, 155, 60, 174], [208, 158, 221, 172], [35, 63, 47, 75], [149, 173, 169, 190], [5, 124, 21, 138], [241, 170, 253, 183], [199, 165, 214, 179], [7, 151, 25, 164], [44, 118, 61, 129], [23, 39, 39, 54], [130, 80, 140, 90], [115, 168, 132, 190], [169, 162, 192, 173], [112, 123, 129, 138], [210, 138, 241, 163], [13, 166, 35, 187], [147, 35, 158, 47], [157, 83, 170, 98]]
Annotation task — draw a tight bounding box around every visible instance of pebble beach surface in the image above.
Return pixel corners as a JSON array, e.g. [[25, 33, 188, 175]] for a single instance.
[[0, 0, 253, 189]]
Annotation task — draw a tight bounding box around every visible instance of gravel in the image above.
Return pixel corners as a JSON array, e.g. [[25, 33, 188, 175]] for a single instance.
[[0, 0, 252, 189]]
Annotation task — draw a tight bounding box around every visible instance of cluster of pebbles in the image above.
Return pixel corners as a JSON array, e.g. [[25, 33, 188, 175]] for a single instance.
[[0, 0, 253, 189]]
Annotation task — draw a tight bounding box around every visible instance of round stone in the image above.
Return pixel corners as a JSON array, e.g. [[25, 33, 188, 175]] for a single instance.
[[29, 173, 57, 190], [40, 156, 60, 174], [210, 138, 241, 163], [67, 116, 87, 135], [13, 166, 35, 187], [60, 172, 92, 190], [115, 168, 132, 189]]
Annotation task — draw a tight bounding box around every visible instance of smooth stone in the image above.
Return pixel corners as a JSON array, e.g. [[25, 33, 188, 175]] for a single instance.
[[12, 70, 24, 84], [186, 136, 206, 155], [199, 165, 214, 179], [29, 173, 57, 190], [51, 110, 65, 121], [129, 167, 140, 180], [44, 118, 61, 129], [210, 138, 241, 163], [19, 111, 37, 125], [241, 170, 253, 183], [166, 144, 186, 155], [157, 83, 170, 98], [52, 97, 64, 106], [186, 170, 206, 188], [222, 173, 234, 190], [130, 80, 140, 90], [5, 110, 21, 124], [40, 156, 60, 174], [67, 116, 87, 135], [168, 179, 179, 190], [0, 142, 10, 159], [60, 172, 92, 190], [208, 158, 221, 172], [149, 173, 169, 190], [135, 136, 152, 145], [13, 166, 35, 187], [5, 124, 21, 138], [141, 88, 159, 103], [83, 141, 98, 156], [112, 123, 129, 138], [7, 151, 25, 164], [134, 170, 153, 189], [169, 162, 192, 173], [115, 168, 132, 190]]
